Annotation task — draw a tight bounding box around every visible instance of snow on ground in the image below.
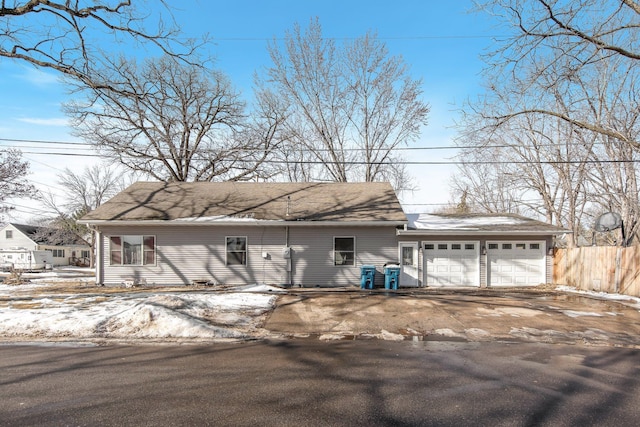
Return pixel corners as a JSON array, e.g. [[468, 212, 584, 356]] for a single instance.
[[556, 285, 640, 309], [0, 277, 281, 342]]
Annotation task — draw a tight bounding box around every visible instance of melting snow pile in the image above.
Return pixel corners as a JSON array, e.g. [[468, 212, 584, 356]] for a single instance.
[[0, 290, 278, 341]]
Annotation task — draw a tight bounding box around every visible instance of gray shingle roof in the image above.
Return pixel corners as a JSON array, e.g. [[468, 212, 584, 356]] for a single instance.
[[81, 181, 407, 223]]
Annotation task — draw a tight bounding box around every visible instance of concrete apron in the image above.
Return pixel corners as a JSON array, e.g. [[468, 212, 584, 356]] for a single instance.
[[264, 288, 640, 347]]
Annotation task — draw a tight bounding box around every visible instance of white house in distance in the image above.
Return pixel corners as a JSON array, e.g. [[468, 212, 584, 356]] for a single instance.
[[79, 181, 569, 288], [0, 223, 91, 267]]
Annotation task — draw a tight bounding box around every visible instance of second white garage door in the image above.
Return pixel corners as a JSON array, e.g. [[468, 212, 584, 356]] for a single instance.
[[423, 241, 480, 287], [487, 241, 546, 287]]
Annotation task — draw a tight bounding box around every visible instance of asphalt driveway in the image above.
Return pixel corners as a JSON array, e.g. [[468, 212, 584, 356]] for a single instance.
[[265, 288, 640, 347]]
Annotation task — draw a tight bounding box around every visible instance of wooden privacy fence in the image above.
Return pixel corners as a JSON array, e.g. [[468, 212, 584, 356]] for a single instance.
[[554, 246, 640, 297]]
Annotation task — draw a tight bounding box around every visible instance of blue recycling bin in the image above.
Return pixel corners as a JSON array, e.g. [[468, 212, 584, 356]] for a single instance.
[[384, 265, 400, 290], [360, 265, 376, 289]]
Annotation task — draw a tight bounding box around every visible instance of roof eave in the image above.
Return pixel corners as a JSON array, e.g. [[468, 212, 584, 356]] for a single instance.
[[79, 219, 407, 227], [397, 229, 572, 236]]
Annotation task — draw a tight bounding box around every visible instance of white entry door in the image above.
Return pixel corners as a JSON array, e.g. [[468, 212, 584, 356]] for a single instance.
[[399, 242, 419, 287], [423, 241, 480, 287]]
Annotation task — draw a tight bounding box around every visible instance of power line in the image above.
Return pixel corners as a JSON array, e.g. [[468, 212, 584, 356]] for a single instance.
[[212, 35, 504, 42], [13, 150, 640, 165], [1, 137, 611, 151], [0, 138, 89, 146]]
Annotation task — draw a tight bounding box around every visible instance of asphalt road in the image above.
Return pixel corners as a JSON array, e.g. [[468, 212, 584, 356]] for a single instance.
[[1, 340, 638, 426]]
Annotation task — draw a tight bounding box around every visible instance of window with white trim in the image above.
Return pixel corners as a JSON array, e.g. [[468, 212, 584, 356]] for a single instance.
[[334, 237, 355, 266], [5, 230, 12, 239], [226, 236, 247, 265], [51, 249, 65, 258], [109, 235, 155, 265]]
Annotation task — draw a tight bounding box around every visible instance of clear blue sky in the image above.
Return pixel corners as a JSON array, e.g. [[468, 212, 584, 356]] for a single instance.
[[0, 0, 498, 221]]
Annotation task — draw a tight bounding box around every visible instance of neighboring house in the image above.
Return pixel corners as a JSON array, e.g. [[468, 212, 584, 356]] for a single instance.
[[396, 213, 571, 288], [79, 182, 407, 287], [0, 223, 90, 267]]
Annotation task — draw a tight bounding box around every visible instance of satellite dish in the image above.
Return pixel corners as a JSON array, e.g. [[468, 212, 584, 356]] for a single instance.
[[595, 212, 623, 232]]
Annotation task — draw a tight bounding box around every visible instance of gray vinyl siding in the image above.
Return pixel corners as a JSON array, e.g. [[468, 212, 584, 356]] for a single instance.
[[98, 225, 398, 287], [288, 226, 398, 288]]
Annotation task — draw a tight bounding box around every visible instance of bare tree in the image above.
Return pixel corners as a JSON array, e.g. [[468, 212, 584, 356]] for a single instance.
[[257, 19, 430, 190], [0, 149, 36, 214], [66, 55, 280, 182], [454, 0, 640, 246], [476, 0, 640, 147], [0, 0, 196, 91], [39, 164, 126, 267]]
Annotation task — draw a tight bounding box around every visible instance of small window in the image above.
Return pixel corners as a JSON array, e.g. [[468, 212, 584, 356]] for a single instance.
[[530, 243, 540, 250], [424, 244, 434, 250], [334, 237, 355, 266], [465, 244, 475, 250], [52, 249, 65, 258], [451, 244, 462, 250], [402, 246, 414, 266], [226, 237, 247, 265], [488, 243, 498, 250], [438, 244, 448, 250], [5, 230, 12, 239], [81, 250, 90, 259], [502, 243, 512, 250], [516, 243, 526, 250]]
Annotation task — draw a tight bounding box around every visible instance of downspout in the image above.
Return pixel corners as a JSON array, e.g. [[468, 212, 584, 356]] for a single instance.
[[285, 225, 292, 286], [93, 227, 103, 286]]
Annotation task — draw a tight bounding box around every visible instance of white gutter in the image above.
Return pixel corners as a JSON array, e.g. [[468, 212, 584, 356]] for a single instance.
[[79, 219, 408, 228], [397, 229, 572, 236]]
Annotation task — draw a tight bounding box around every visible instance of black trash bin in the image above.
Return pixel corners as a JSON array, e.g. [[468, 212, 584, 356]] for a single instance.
[[360, 265, 376, 289]]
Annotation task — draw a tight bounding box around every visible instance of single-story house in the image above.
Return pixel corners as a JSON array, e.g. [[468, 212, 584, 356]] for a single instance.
[[79, 181, 407, 287], [396, 213, 571, 288], [79, 181, 570, 288], [0, 223, 90, 267]]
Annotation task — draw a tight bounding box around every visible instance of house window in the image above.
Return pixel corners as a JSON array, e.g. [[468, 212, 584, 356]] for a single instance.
[[451, 244, 462, 250], [226, 236, 247, 265], [488, 243, 498, 250], [465, 244, 475, 250], [502, 243, 512, 250], [424, 243, 434, 250], [52, 249, 65, 258], [334, 237, 355, 266], [530, 243, 541, 250], [5, 230, 12, 239], [109, 235, 155, 266], [516, 243, 526, 250], [81, 250, 90, 259], [402, 246, 414, 266]]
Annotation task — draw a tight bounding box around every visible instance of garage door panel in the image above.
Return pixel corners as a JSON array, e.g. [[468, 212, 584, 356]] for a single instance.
[[424, 241, 480, 287], [488, 241, 545, 287]]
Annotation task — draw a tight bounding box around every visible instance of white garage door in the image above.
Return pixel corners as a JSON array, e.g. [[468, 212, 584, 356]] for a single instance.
[[487, 241, 546, 287], [423, 241, 480, 287]]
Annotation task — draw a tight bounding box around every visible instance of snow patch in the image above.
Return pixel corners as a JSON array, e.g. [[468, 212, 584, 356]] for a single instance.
[[0, 292, 276, 340], [407, 213, 524, 230], [561, 310, 603, 318], [556, 285, 640, 308]]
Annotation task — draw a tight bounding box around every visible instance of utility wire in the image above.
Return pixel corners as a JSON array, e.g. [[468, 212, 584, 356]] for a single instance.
[[15, 150, 640, 165]]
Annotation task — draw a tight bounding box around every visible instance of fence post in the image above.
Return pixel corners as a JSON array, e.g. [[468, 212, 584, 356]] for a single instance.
[[614, 247, 622, 294]]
